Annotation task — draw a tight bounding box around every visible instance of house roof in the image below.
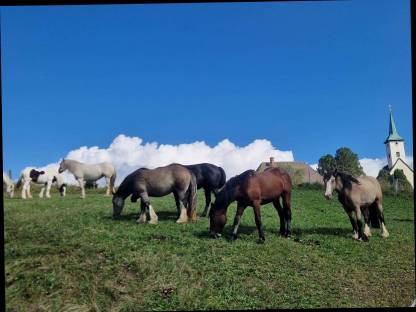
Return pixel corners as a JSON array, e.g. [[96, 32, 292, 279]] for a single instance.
[[256, 161, 323, 184]]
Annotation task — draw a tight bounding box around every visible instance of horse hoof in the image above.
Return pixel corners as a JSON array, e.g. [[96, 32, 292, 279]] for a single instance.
[[257, 238, 265, 244], [176, 219, 188, 224], [231, 235, 238, 241]]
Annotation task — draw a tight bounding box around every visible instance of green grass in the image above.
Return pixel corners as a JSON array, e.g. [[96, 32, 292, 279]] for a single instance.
[[4, 186, 415, 311]]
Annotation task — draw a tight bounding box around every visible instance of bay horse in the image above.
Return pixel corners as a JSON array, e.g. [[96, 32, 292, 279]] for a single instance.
[[58, 159, 116, 198], [3, 171, 15, 198], [112, 163, 197, 224], [209, 167, 292, 242], [183, 163, 226, 217], [16, 167, 66, 199], [323, 169, 389, 241]]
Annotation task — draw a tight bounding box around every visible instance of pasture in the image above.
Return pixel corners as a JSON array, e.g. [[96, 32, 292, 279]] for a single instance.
[[4, 186, 415, 311]]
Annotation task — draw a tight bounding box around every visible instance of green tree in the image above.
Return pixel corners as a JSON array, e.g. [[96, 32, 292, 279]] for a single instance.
[[317, 154, 336, 175], [392, 169, 412, 192], [334, 147, 364, 176]]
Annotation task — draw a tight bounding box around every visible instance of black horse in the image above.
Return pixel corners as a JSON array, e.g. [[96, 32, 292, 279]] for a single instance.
[[183, 163, 226, 217]]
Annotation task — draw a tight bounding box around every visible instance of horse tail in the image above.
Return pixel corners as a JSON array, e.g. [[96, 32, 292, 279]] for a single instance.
[[110, 171, 117, 193], [15, 173, 24, 189], [187, 172, 198, 220], [369, 202, 381, 228]]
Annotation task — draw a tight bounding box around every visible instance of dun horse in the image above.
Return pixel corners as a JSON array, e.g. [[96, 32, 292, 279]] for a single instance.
[[210, 167, 292, 242], [112, 163, 197, 224], [58, 159, 116, 198], [183, 163, 226, 217], [323, 169, 389, 241]]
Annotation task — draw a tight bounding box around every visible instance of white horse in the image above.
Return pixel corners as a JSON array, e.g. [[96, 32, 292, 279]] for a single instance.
[[3, 172, 15, 198], [58, 159, 116, 198], [16, 167, 67, 199]]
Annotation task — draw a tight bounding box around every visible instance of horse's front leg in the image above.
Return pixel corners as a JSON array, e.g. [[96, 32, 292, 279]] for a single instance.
[[39, 184, 46, 198], [137, 193, 158, 225], [45, 181, 52, 198], [253, 200, 265, 242], [231, 204, 246, 241], [77, 178, 85, 198], [344, 207, 358, 239], [354, 205, 368, 242]]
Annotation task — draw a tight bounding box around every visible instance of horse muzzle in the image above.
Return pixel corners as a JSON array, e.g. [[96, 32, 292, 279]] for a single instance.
[[324, 194, 332, 200]]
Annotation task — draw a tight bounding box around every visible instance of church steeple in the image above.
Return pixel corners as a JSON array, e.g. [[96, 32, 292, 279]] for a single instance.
[[384, 106, 406, 169], [384, 107, 404, 144]]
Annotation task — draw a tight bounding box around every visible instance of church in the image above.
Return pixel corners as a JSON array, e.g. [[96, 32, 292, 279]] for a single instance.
[[384, 109, 414, 188]]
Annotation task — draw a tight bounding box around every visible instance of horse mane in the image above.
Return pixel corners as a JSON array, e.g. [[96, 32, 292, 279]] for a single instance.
[[215, 170, 255, 207], [335, 171, 360, 190]]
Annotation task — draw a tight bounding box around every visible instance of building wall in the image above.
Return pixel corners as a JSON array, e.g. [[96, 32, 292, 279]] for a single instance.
[[386, 141, 406, 169], [389, 161, 414, 188]]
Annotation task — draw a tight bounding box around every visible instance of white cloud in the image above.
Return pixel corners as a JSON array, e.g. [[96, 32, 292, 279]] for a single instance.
[[55, 134, 294, 186]]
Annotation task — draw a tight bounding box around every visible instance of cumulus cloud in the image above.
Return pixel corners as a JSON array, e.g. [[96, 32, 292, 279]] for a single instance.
[[55, 134, 294, 186]]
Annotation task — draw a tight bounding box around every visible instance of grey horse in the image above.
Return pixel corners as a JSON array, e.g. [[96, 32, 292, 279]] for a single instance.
[[324, 169, 389, 241], [112, 163, 197, 224], [58, 159, 116, 198]]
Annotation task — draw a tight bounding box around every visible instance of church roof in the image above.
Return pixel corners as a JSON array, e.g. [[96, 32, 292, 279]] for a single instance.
[[384, 110, 404, 143]]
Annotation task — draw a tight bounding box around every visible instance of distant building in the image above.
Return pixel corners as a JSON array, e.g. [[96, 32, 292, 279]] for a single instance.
[[383, 109, 413, 188], [256, 157, 324, 185]]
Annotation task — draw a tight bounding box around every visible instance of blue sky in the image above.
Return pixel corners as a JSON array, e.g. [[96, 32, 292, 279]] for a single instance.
[[1, 0, 412, 177]]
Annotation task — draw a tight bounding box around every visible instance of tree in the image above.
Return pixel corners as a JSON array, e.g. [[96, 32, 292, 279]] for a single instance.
[[392, 169, 412, 192], [334, 147, 364, 176], [317, 154, 336, 175]]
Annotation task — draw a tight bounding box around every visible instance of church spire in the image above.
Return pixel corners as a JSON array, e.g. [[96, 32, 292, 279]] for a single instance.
[[384, 106, 404, 144]]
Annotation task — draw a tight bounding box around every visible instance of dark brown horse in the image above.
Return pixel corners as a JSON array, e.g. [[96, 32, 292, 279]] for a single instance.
[[209, 167, 292, 242]]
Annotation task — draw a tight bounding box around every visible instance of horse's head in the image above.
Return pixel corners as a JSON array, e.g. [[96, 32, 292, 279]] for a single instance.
[[209, 201, 227, 238], [323, 169, 337, 199], [112, 194, 125, 219], [58, 159, 66, 173]]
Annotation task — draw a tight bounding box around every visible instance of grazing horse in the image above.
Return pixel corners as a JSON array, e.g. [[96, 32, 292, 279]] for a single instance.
[[112, 163, 197, 224], [323, 169, 389, 241], [3, 172, 15, 198], [16, 167, 66, 199], [58, 159, 116, 198], [210, 167, 292, 242], [183, 163, 226, 217]]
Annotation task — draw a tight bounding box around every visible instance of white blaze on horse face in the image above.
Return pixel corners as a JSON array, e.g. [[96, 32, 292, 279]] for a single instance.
[[325, 176, 335, 199]]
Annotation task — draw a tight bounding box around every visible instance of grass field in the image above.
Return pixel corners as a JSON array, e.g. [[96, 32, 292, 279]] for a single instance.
[[4, 186, 415, 311]]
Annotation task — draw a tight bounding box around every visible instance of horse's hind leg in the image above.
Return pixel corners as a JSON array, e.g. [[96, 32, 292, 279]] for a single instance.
[[77, 178, 86, 198], [176, 190, 189, 224], [105, 176, 111, 196], [173, 191, 181, 218], [201, 188, 211, 217], [375, 200, 389, 238], [253, 200, 265, 242], [282, 191, 292, 237], [273, 198, 285, 236]]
